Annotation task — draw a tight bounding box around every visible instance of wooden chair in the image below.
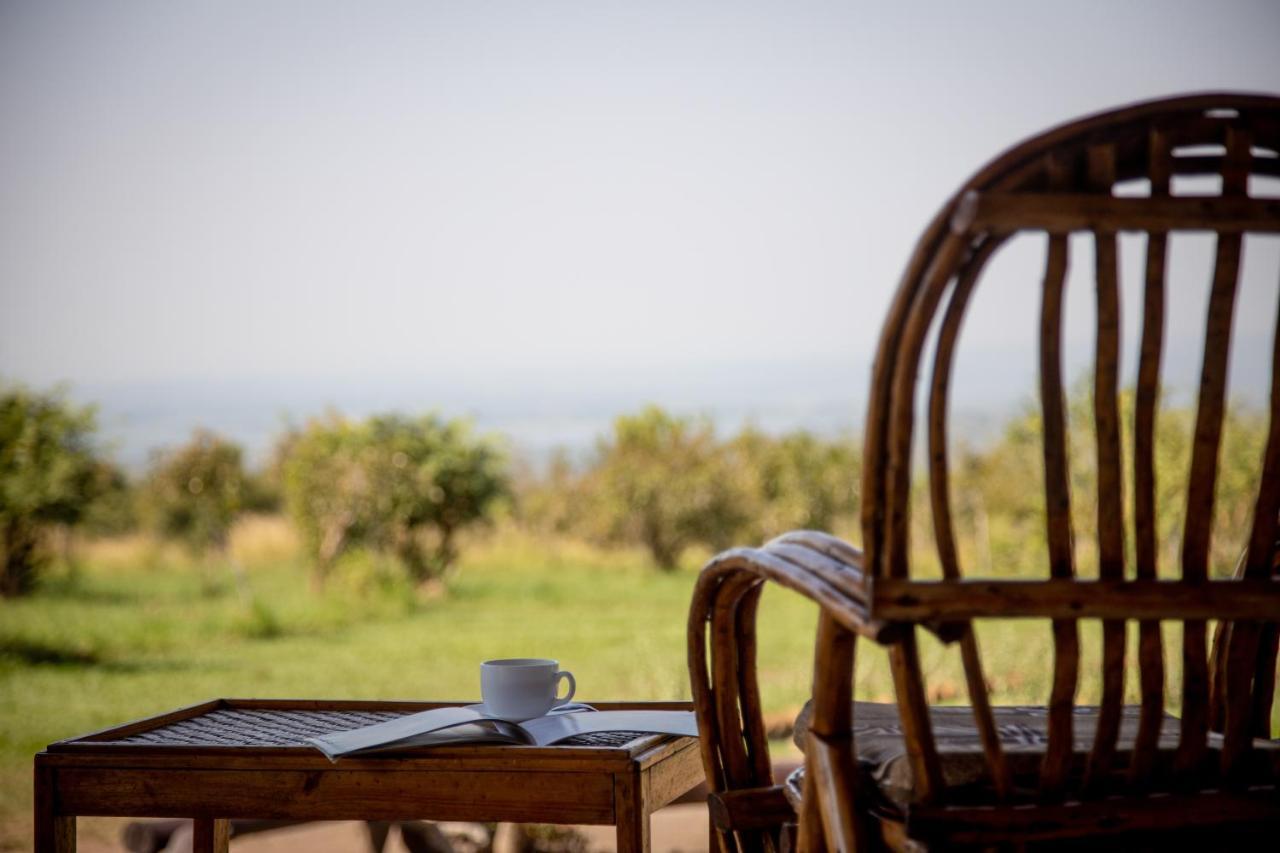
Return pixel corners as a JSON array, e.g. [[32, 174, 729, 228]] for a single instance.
[[688, 92, 1280, 851]]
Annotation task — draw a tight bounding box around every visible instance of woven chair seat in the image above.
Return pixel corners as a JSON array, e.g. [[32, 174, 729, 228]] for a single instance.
[[792, 701, 1278, 809]]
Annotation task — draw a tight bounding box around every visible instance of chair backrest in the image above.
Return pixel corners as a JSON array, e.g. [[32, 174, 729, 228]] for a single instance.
[[861, 93, 1280, 802]]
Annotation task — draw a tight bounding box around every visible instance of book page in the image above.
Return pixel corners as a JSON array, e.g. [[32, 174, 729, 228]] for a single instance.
[[518, 710, 698, 746], [307, 706, 497, 760]]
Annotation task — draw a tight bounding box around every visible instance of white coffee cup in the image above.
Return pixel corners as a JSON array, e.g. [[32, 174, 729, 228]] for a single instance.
[[480, 658, 576, 719]]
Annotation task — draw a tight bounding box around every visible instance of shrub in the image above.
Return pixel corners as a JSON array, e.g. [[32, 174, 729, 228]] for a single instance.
[[0, 386, 106, 596], [591, 406, 751, 570], [730, 428, 860, 541], [514, 413, 863, 570], [79, 461, 137, 536], [140, 431, 245, 558], [282, 413, 507, 587]]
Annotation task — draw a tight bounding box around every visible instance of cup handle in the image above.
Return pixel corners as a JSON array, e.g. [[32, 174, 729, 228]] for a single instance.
[[553, 670, 576, 707]]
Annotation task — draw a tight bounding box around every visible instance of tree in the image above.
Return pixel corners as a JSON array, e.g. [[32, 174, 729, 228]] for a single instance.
[[0, 386, 105, 596], [592, 406, 750, 570], [730, 428, 861, 541], [79, 461, 137, 537], [140, 431, 245, 558], [282, 413, 507, 588], [364, 414, 508, 582]]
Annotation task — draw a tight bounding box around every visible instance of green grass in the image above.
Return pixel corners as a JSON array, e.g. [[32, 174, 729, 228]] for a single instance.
[[0, 521, 1263, 849], [0, 524, 818, 844]]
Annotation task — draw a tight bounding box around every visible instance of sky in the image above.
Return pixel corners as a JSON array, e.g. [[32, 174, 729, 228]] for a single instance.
[[1, 1, 1278, 465]]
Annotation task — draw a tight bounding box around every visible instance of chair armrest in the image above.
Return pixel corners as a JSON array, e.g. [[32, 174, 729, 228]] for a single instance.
[[697, 530, 900, 644], [688, 529, 895, 852]]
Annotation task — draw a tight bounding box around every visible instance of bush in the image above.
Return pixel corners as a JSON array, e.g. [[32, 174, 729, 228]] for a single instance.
[[79, 461, 137, 537], [590, 406, 751, 570], [140, 431, 245, 558], [730, 428, 860, 541], [282, 413, 507, 587], [279, 416, 368, 584], [0, 386, 106, 596], [514, 410, 864, 571]]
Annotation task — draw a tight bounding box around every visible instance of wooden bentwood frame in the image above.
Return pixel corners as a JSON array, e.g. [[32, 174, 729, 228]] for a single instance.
[[689, 93, 1280, 851]]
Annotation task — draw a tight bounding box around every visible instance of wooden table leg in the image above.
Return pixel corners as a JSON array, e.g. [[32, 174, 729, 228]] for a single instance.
[[614, 769, 651, 853], [192, 818, 230, 853], [34, 763, 75, 853]]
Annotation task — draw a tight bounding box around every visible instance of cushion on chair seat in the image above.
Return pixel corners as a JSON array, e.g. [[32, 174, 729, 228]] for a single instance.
[[792, 701, 1276, 808]]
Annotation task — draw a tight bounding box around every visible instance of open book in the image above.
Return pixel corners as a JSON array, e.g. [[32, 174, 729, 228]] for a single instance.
[[306, 703, 698, 760]]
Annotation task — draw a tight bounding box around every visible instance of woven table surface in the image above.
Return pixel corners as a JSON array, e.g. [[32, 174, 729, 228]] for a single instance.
[[92, 708, 646, 749]]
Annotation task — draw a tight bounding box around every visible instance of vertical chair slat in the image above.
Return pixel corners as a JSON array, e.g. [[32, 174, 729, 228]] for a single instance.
[[1241, 278, 1280, 585], [1222, 237, 1280, 778], [1178, 125, 1250, 777], [927, 238, 1000, 583], [1210, 547, 1250, 733], [888, 633, 946, 804], [1085, 143, 1128, 794], [1245, 327, 1280, 743], [957, 630, 1010, 797], [880, 230, 970, 806], [712, 573, 766, 794], [735, 584, 775, 787], [926, 235, 1012, 798], [1253, 526, 1280, 739], [885, 233, 969, 579], [688, 577, 727, 796], [863, 207, 957, 580], [732, 582, 773, 853], [1253, 623, 1280, 738], [1130, 126, 1171, 788], [1038, 154, 1080, 799]]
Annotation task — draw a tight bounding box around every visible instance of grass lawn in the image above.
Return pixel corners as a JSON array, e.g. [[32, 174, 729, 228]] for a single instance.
[[0, 518, 1241, 850], [0, 521, 817, 848]]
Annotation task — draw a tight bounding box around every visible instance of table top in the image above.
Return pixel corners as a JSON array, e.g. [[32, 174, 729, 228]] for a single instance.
[[44, 698, 697, 772]]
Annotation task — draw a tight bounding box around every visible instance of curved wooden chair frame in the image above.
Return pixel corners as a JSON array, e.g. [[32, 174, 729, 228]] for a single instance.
[[689, 92, 1280, 851]]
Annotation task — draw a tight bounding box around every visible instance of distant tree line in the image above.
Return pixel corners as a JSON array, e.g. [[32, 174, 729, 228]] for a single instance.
[[0, 385, 507, 596], [518, 405, 861, 569], [0, 381, 1269, 597]]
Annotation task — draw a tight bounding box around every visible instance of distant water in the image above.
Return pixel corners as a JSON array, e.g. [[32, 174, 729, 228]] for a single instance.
[[77, 360, 871, 470], [70, 337, 1271, 471]]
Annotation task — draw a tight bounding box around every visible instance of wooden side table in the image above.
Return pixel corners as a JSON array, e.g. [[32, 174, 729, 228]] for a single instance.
[[34, 698, 704, 853]]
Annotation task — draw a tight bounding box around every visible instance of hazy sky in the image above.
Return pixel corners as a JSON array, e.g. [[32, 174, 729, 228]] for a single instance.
[[1, 2, 1278, 460]]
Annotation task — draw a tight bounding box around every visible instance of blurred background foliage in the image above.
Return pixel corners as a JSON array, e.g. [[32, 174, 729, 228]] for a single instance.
[[0, 380, 1268, 598], [0, 386, 106, 596], [281, 413, 508, 589], [139, 431, 246, 559], [0, 378, 1272, 843]]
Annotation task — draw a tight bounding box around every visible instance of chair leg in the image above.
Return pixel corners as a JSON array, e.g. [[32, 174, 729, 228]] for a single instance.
[[399, 821, 456, 853], [365, 821, 393, 852], [796, 765, 827, 853], [190, 819, 228, 853]]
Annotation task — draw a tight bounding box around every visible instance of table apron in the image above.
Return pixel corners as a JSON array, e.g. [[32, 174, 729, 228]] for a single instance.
[[645, 740, 703, 810], [54, 767, 617, 824]]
